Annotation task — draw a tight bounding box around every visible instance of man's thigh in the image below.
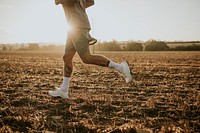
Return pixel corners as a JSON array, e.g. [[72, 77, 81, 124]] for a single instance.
[[65, 35, 76, 53]]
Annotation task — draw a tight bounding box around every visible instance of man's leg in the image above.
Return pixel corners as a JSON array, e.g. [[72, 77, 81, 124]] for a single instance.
[[71, 29, 132, 83], [59, 41, 76, 93], [49, 37, 76, 99], [71, 29, 110, 67], [63, 42, 76, 77]]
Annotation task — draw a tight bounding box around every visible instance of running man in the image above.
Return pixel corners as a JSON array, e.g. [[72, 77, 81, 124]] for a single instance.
[[49, 0, 132, 99]]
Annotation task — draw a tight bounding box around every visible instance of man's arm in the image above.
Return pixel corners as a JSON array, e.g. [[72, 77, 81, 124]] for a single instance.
[[85, 0, 95, 8]]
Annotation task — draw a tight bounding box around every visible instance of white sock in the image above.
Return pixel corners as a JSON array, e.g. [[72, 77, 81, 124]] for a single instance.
[[60, 77, 70, 92], [108, 60, 122, 72]]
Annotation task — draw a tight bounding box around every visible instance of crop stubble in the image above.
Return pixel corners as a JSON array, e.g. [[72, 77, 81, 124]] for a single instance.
[[0, 51, 199, 132]]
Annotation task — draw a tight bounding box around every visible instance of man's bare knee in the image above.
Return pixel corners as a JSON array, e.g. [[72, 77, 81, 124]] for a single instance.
[[63, 53, 73, 63]]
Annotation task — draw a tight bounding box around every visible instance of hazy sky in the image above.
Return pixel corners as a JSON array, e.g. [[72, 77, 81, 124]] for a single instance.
[[0, 0, 200, 43]]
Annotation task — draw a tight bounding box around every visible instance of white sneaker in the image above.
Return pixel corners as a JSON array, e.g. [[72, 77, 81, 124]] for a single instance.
[[121, 62, 133, 83], [49, 88, 68, 99]]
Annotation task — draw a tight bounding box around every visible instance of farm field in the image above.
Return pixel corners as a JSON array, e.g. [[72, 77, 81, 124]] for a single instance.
[[0, 51, 200, 133]]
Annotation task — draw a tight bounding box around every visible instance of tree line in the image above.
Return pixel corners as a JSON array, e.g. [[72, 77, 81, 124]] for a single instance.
[[1, 40, 200, 51], [0, 43, 64, 51], [94, 40, 200, 51]]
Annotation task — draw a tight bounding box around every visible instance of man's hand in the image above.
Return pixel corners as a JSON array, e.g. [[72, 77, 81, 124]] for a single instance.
[[86, 0, 95, 8], [55, 0, 79, 6], [55, 0, 62, 5]]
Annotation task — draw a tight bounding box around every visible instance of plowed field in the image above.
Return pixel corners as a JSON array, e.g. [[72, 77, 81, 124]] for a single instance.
[[0, 51, 199, 133]]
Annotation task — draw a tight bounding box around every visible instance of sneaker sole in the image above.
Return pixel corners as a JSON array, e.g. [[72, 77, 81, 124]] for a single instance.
[[49, 90, 69, 99]]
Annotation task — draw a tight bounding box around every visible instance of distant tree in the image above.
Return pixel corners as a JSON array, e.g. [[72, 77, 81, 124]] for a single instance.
[[170, 44, 200, 51], [144, 40, 169, 51], [46, 45, 56, 50], [95, 41, 121, 51], [2, 45, 7, 51], [124, 41, 143, 51], [18, 44, 28, 51], [28, 43, 40, 50], [8, 46, 13, 51], [106, 41, 121, 51]]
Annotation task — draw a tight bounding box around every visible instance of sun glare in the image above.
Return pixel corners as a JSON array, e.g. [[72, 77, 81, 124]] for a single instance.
[[1, 0, 200, 43]]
